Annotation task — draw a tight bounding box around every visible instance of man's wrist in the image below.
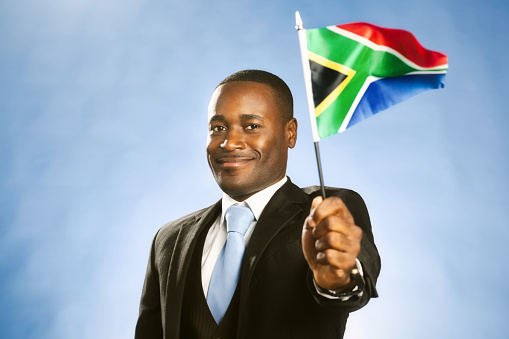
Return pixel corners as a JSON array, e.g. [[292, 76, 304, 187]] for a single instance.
[[314, 259, 365, 301]]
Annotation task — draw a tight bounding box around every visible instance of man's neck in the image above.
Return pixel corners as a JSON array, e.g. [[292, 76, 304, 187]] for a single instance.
[[221, 176, 288, 222]]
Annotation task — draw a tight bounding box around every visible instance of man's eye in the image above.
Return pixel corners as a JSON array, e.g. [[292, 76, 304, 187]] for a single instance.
[[211, 125, 226, 132], [245, 124, 261, 130]]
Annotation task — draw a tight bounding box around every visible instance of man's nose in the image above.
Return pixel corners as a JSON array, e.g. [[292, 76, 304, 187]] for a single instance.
[[220, 128, 244, 151]]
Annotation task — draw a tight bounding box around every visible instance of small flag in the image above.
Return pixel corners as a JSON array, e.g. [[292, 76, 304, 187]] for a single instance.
[[299, 22, 448, 140]]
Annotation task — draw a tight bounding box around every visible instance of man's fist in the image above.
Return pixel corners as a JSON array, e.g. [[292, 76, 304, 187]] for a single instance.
[[302, 196, 363, 292]]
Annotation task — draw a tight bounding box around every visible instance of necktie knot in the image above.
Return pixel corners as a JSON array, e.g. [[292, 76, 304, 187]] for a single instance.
[[225, 205, 254, 235]]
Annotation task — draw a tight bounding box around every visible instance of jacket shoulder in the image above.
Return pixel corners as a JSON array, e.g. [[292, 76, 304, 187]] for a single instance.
[[301, 185, 363, 201], [155, 203, 219, 245]]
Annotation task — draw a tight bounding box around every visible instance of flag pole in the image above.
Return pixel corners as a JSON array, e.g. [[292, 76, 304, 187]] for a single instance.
[[295, 11, 327, 199], [313, 141, 327, 199]]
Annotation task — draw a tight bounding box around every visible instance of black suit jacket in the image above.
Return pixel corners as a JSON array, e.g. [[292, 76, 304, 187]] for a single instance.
[[135, 179, 381, 339]]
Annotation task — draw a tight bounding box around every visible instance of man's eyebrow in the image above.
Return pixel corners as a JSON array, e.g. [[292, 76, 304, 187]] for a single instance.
[[209, 115, 226, 123], [240, 114, 265, 121], [209, 114, 265, 122]]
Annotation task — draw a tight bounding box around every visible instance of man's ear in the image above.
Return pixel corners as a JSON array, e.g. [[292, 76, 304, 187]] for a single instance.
[[286, 118, 298, 149]]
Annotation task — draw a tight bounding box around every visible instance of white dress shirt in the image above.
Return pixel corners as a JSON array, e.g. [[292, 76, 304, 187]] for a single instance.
[[201, 177, 288, 296]]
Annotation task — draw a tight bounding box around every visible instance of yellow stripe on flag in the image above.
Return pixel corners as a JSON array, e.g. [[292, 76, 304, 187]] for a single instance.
[[308, 51, 356, 117]]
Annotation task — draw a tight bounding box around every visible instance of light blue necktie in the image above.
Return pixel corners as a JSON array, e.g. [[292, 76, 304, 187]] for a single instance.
[[207, 205, 255, 324]]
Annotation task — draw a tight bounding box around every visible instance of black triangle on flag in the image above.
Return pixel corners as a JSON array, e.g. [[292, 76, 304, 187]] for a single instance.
[[309, 59, 348, 109]]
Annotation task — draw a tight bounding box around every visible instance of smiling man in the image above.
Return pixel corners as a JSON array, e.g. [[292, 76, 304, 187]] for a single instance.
[[135, 70, 381, 339], [207, 80, 296, 200]]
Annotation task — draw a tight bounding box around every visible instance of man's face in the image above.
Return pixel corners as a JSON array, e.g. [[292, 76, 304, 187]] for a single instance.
[[206, 81, 297, 201]]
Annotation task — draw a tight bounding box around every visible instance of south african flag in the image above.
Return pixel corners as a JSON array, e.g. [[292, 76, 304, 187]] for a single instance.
[[301, 22, 448, 140]]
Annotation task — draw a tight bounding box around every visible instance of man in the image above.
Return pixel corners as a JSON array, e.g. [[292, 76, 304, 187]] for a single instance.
[[135, 70, 381, 338]]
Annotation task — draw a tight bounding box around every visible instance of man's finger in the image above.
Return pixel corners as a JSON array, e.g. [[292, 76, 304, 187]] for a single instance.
[[311, 195, 323, 210], [312, 215, 363, 241], [315, 249, 357, 270], [307, 196, 323, 228], [315, 232, 361, 256], [312, 196, 354, 225]]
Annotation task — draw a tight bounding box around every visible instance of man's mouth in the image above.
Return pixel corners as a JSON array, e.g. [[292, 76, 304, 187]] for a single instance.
[[216, 156, 254, 168]]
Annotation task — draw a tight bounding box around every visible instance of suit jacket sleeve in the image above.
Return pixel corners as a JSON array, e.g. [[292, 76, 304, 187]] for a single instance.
[[305, 188, 381, 313], [135, 231, 164, 339]]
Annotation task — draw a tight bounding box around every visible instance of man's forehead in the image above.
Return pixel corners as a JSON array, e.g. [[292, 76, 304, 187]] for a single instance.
[[209, 81, 274, 103], [207, 81, 276, 118]]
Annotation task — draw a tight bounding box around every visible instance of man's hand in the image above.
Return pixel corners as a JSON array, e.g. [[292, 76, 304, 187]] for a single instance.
[[302, 196, 363, 292]]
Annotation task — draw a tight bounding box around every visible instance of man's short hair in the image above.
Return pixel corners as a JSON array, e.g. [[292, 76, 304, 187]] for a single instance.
[[217, 69, 294, 122]]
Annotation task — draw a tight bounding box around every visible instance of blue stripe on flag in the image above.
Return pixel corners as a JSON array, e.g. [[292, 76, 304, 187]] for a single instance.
[[347, 73, 447, 129]]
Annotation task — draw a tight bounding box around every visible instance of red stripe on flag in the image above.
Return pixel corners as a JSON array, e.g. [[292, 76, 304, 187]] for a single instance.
[[336, 22, 448, 68]]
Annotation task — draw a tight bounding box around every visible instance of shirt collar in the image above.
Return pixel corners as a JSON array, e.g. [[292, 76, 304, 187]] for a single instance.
[[221, 176, 288, 223]]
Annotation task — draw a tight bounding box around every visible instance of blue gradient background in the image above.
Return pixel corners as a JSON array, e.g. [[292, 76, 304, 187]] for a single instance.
[[1, 0, 508, 338]]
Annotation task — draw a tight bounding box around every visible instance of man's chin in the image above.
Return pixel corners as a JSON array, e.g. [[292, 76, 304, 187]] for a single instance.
[[217, 179, 258, 201]]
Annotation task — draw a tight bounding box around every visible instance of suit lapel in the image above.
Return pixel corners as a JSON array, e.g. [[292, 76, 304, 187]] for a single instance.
[[239, 180, 309, 299]]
